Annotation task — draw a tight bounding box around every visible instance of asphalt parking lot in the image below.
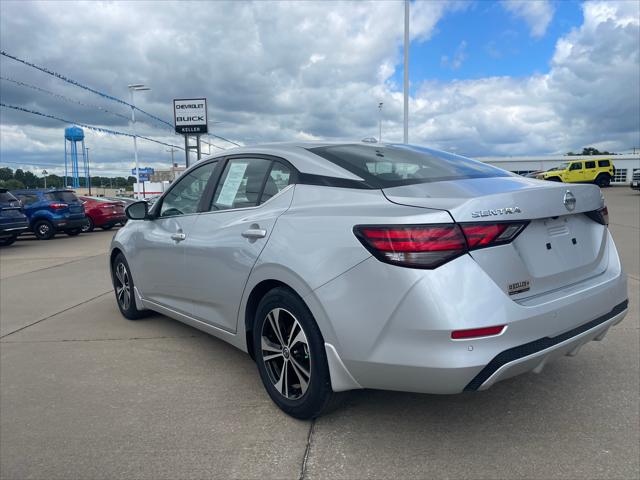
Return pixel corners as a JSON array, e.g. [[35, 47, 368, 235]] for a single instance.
[[1, 187, 638, 480]]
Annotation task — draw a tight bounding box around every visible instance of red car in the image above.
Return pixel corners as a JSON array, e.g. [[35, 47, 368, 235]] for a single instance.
[[79, 196, 126, 232]]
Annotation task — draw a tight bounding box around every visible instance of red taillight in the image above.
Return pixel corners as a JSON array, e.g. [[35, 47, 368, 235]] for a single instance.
[[451, 325, 506, 340], [461, 222, 527, 249], [50, 203, 68, 210], [354, 224, 467, 268], [354, 222, 527, 269]]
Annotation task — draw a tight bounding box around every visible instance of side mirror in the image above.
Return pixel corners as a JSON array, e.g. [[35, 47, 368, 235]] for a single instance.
[[126, 201, 149, 220]]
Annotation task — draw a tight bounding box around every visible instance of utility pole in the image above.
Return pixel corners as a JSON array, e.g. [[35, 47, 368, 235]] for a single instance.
[[166, 147, 178, 166], [378, 102, 383, 143], [42, 170, 48, 189], [403, 0, 409, 144]]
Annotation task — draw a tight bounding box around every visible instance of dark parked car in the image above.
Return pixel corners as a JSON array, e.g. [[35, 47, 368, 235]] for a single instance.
[[79, 196, 126, 232], [11, 189, 86, 240], [631, 170, 640, 191], [0, 189, 29, 246]]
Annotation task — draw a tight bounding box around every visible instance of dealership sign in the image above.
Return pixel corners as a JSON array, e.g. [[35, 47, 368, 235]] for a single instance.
[[173, 98, 208, 134], [132, 167, 154, 181]]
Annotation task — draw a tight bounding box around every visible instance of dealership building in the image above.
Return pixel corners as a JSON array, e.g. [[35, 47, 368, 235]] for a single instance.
[[477, 153, 640, 185]]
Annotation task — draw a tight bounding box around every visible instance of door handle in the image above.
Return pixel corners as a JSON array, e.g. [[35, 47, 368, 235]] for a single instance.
[[242, 228, 267, 239], [171, 232, 186, 242]]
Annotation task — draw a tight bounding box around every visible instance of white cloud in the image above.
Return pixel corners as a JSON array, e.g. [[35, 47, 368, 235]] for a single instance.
[[502, 0, 555, 38], [0, 0, 638, 174]]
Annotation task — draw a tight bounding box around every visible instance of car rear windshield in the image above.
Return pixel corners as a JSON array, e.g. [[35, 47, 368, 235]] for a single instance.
[[45, 191, 79, 203], [0, 191, 17, 203], [308, 144, 510, 188]]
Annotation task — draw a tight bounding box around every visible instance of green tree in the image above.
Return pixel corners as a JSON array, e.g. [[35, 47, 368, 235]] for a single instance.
[[22, 171, 39, 188], [0, 167, 13, 181], [0, 179, 25, 190], [13, 169, 25, 183]]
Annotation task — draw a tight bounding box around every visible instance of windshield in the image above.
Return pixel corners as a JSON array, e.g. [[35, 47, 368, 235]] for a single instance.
[[308, 144, 510, 188], [551, 163, 569, 171], [0, 191, 17, 203], [45, 191, 80, 203]]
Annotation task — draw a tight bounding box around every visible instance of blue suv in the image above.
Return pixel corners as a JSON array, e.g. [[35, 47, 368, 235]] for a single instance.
[[11, 189, 87, 240], [0, 189, 29, 246]]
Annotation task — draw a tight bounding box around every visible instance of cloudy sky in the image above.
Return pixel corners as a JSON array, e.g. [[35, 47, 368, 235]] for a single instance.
[[0, 0, 639, 177]]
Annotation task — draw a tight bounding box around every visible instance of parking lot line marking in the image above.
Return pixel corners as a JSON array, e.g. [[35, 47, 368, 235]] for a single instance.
[[1, 334, 200, 344], [0, 290, 111, 339], [0, 253, 107, 280]]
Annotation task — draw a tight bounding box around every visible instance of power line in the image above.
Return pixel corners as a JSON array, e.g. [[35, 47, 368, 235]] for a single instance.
[[1, 50, 171, 129], [1, 51, 242, 148], [0, 76, 130, 121], [0, 102, 185, 151]]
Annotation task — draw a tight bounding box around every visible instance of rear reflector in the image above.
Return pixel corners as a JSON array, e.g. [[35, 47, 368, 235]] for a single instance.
[[451, 325, 506, 340], [354, 221, 528, 269]]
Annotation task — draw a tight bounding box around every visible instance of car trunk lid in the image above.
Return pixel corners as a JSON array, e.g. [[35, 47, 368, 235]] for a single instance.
[[383, 177, 608, 299]]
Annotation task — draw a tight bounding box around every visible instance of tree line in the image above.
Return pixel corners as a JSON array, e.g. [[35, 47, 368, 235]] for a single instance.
[[0, 167, 136, 191]]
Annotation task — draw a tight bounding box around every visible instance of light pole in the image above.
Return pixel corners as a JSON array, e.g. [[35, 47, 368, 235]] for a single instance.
[[378, 102, 383, 143], [42, 170, 48, 189], [403, 0, 409, 144], [128, 83, 151, 199], [85, 147, 91, 195]]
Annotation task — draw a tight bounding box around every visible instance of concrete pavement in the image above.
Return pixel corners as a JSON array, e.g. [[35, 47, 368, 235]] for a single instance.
[[1, 188, 638, 479]]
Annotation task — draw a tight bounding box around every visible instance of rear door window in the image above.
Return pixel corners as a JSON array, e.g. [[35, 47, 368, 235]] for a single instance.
[[585, 161, 596, 169], [308, 144, 509, 188], [260, 162, 292, 203], [210, 158, 272, 210]]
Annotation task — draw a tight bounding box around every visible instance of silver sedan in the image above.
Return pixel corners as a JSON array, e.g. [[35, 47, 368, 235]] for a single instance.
[[110, 142, 628, 418]]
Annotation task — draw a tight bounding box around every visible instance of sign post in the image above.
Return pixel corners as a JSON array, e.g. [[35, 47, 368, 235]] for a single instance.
[[173, 98, 208, 168]]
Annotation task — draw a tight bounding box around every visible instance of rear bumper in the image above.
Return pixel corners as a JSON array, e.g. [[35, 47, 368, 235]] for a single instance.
[[310, 231, 628, 394], [465, 300, 627, 391], [52, 217, 86, 230], [95, 214, 126, 227]]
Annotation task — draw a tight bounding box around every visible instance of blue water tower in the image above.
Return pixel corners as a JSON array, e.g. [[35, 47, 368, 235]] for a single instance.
[[64, 126, 88, 188]]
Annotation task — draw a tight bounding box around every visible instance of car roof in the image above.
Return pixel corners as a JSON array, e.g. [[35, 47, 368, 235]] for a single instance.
[[11, 188, 75, 194], [198, 142, 372, 180]]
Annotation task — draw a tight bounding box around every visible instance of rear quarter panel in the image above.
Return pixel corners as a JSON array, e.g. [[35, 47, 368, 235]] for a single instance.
[[240, 184, 452, 347]]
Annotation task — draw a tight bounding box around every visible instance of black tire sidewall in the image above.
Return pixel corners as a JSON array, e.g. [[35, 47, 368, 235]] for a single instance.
[[112, 253, 145, 320], [82, 217, 94, 232], [253, 287, 333, 419], [0, 236, 17, 246], [33, 220, 54, 240]]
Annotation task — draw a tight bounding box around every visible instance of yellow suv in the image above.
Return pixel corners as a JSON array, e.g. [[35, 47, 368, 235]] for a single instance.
[[538, 159, 615, 187]]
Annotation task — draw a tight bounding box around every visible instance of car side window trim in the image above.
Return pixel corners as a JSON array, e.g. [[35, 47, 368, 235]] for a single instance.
[[202, 154, 299, 213]]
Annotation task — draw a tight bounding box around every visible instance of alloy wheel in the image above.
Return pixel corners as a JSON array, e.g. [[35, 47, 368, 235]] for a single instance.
[[260, 308, 311, 400], [114, 262, 131, 310], [38, 223, 50, 236]]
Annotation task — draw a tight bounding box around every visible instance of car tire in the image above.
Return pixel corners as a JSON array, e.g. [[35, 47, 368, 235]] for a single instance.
[[547, 177, 562, 182], [0, 235, 17, 246], [33, 220, 55, 240], [253, 287, 338, 419], [111, 253, 147, 320], [595, 174, 611, 188], [82, 217, 94, 233], [101, 225, 114, 231], [65, 228, 81, 236]]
